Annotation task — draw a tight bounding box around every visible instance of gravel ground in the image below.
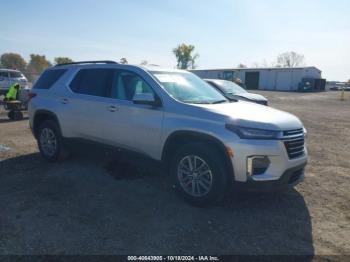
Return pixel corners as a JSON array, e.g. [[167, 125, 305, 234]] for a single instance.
[[0, 91, 349, 256]]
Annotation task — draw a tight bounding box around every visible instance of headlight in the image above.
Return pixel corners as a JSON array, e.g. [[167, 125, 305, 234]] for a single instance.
[[225, 124, 281, 139]]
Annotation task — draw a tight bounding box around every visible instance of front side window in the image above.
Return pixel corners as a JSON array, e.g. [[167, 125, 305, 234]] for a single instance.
[[111, 70, 154, 101], [151, 71, 227, 104], [70, 69, 113, 97]]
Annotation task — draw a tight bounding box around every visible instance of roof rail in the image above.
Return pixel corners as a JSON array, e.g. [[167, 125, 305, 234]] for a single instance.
[[55, 60, 118, 66]]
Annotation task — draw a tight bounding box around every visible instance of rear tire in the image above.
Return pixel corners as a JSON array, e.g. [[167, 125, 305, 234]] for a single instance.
[[170, 143, 229, 206], [37, 120, 69, 162], [7, 111, 14, 120], [13, 111, 23, 120]]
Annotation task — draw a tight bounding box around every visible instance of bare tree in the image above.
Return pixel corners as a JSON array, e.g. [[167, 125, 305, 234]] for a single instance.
[[140, 60, 148, 66], [261, 59, 270, 67], [237, 63, 247, 68], [252, 62, 260, 68], [119, 58, 128, 64], [276, 51, 305, 67], [251, 59, 275, 68]]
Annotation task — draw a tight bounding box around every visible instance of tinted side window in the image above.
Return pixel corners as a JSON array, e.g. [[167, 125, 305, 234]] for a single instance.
[[111, 70, 154, 101], [33, 69, 67, 89], [0, 72, 9, 78], [70, 69, 113, 97], [9, 72, 23, 78]]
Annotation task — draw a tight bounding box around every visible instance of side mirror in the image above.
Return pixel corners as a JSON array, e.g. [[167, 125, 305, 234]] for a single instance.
[[132, 93, 160, 107]]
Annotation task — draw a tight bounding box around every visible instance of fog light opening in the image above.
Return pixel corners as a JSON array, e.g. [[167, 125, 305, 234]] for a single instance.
[[247, 156, 270, 177]]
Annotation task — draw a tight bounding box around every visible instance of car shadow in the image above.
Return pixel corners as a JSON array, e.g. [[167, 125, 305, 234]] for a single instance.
[[0, 116, 29, 123], [0, 149, 314, 257]]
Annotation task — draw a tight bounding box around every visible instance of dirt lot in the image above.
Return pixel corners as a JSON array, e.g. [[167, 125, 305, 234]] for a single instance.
[[0, 91, 349, 256]]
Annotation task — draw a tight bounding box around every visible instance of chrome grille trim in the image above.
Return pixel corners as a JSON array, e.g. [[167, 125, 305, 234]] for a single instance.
[[283, 129, 305, 159]]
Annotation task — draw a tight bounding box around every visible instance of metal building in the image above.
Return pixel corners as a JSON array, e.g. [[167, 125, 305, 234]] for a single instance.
[[190, 66, 323, 91]]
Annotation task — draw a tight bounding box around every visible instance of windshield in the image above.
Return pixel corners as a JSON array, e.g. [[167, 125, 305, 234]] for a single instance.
[[151, 71, 228, 104], [214, 80, 247, 94]]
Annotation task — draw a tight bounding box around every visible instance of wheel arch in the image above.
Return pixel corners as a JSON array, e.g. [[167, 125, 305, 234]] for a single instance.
[[33, 110, 62, 139], [161, 130, 234, 180]]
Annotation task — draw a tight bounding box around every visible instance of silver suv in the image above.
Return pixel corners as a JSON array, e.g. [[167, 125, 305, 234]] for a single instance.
[[0, 69, 28, 95], [28, 61, 308, 206]]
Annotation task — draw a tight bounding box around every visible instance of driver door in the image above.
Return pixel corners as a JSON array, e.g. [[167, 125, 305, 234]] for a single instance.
[[103, 69, 164, 159]]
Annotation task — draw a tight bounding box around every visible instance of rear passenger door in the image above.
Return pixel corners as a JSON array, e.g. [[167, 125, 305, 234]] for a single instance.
[[9, 71, 24, 87], [68, 68, 115, 142]]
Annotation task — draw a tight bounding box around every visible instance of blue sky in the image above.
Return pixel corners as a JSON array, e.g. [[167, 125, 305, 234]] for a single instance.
[[1, 0, 349, 80]]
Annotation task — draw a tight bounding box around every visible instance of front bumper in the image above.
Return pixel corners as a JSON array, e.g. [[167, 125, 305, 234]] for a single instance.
[[233, 163, 306, 192], [226, 137, 308, 181]]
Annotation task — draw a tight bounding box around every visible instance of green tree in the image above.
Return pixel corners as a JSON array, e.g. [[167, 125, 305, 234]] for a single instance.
[[27, 54, 52, 81], [173, 43, 199, 69], [54, 57, 74, 65], [119, 58, 128, 64], [0, 53, 27, 72]]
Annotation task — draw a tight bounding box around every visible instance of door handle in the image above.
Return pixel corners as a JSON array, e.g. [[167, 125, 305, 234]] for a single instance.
[[61, 98, 69, 104], [107, 105, 118, 112]]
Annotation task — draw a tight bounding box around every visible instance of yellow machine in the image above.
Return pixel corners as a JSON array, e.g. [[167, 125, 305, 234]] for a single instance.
[[340, 88, 347, 101], [1, 87, 29, 120]]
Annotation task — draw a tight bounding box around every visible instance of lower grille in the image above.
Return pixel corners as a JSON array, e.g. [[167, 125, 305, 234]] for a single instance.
[[256, 100, 268, 106], [283, 129, 305, 159], [288, 169, 304, 184]]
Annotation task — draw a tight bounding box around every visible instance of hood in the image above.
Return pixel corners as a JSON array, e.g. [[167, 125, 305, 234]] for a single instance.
[[195, 101, 303, 131], [234, 92, 267, 101]]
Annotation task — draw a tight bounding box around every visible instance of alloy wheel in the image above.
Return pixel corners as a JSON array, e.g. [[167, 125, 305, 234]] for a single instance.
[[177, 155, 213, 197], [39, 128, 57, 157]]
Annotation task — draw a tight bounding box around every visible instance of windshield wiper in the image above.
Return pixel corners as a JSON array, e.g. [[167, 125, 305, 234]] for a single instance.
[[184, 100, 211, 104], [211, 100, 228, 104]]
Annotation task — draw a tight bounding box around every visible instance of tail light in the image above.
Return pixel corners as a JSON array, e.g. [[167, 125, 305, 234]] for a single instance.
[[28, 92, 37, 100]]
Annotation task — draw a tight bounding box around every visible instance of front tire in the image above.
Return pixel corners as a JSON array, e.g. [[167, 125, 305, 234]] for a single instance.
[[171, 143, 228, 206], [37, 120, 69, 162]]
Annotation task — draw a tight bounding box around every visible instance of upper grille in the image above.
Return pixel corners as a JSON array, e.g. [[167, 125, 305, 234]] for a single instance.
[[283, 129, 305, 159], [283, 128, 303, 137]]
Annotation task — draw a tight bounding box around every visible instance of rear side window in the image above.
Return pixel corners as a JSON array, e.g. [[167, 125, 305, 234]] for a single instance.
[[33, 69, 67, 89], [0, 72, 9, 78], [70, 69, 113, 97]]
